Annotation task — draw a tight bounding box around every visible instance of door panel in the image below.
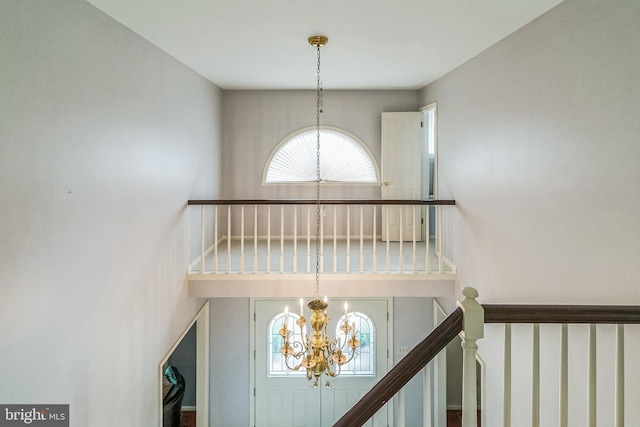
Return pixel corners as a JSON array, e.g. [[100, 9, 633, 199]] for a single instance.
[[381, 112, 424, 241], [255, 299, 390, 427]]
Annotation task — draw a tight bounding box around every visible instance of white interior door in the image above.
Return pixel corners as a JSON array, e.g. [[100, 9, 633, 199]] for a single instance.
[[254, 299, 391, 427], [381, 112, 424, 241]]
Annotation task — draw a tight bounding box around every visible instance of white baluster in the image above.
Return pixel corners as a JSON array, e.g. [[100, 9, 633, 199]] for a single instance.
[[293, 206, 298, 274], [588, 324, 597, 427], [267, 206, 271, 274], [333, 205, 337, 273], [560, 324, 568, 427], [504, 323, 512, 427], [412, 205, 416, 273], [200, 205, 205, 274], [359, 205, 364, 273], [397, 388, 406, 427], [227, 205, 231, 273], [423, 365, 433, 427], [280, 205, 284, 273], [214, 206, 218, 274], [385, 206, 390, 273], [437, 204, 443, 273], [320, 204, 324, 273], [425, 205, 430, 273], [615, 324, 624, 427], [399, 205, 403, 274], [532, 323, 540, 427], [372, 206, 377, 273], [346, 205, 351, 273], [253, 205, 258, 273], [457, 287, 484, 427], [240, 205, 245, 273], [306, 206, 311, 273]]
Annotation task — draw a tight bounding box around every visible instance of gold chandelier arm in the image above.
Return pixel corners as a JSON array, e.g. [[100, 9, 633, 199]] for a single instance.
[[283, 355, 306, 372]]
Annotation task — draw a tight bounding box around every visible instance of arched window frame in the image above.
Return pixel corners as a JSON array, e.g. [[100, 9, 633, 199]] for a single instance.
[[262, 126, 381, 186]]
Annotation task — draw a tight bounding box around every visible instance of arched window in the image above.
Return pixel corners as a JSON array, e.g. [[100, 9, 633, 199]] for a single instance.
[[334, 311, 375, 376], [267, 310, 376, 377], [268, 312, 307, 376], [263, 126, 380, 184]]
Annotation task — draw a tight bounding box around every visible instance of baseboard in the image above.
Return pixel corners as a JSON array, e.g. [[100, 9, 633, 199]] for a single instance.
[[181, 406, 196, 412], [441, 255, 457, 273]]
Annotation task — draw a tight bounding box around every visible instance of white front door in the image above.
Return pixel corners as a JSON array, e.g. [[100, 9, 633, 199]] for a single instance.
[[381, 112, 424, 241], [254, 298, 391, 427]]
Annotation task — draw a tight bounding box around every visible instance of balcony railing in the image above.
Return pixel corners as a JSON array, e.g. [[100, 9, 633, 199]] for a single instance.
[[187, 199, 456, 276]]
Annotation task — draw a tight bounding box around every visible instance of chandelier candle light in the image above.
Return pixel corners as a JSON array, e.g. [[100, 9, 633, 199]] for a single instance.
[[279, 35, 360, 386]]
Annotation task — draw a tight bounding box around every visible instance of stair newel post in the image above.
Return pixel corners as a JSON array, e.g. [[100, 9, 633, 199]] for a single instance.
[[458, 287, 484, 427]]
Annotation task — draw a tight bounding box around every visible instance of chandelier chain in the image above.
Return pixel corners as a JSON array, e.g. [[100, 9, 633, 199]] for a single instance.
[[277, 36, 361, 386], [315, 43, 322, 301]]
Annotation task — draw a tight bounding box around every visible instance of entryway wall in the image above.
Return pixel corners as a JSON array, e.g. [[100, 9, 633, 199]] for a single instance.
[[207, 297, 435, 427]]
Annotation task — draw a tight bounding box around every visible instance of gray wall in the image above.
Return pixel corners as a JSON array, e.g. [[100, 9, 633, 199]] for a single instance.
[[221, 90, 419, 200], [208, 298, 251, 427], [393, 298, 434, 427], [420, 0, 640, 424], [0, 1, 221, 425]]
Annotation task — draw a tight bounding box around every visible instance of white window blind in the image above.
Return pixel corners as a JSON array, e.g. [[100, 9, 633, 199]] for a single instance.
[[265, 128, 378, 183]]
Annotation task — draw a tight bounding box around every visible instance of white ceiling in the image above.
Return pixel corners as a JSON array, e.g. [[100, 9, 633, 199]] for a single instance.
[[87, 0, 564, 90]]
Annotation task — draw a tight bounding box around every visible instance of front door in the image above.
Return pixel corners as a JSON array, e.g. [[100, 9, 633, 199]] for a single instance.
[[254, 298, 391, 427]]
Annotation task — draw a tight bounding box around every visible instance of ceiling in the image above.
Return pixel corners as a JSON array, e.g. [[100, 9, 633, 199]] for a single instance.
[[86, 0, 564, 90]]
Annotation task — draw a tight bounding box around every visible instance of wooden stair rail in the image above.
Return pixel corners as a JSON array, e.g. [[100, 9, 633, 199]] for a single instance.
[[483, 304, 640, 324], [188, 199, 456, 205], [333, 307, 464, 427]]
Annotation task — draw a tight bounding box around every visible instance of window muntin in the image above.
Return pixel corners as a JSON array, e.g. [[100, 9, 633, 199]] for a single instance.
[[268, 312, 307, 376], [263, 127, 379, 184], [267, 310, 376, 377], [334, 311, 375, 376]]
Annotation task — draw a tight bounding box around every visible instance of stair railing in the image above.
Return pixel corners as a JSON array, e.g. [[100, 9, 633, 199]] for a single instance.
[[334, 288, 640, 427]]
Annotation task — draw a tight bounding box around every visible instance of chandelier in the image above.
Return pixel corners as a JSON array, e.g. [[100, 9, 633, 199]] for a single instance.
[[279, 35, 360, 386]]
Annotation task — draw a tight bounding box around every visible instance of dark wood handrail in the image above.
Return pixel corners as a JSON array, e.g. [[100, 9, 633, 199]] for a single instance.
[[484, 304, 640, 324], [334, 303, 640, 426], [187, 199, 456, 206], [333, 307, 463, 427]]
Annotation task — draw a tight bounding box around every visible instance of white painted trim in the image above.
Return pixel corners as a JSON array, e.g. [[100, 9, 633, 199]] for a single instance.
[[476, 353, 486, 427], [159, 302, 210, 427], [189, 275, 456, 298], [249, 298, 256, 427], [419, 102, 438, 113], [433, 300, 447, 427], [419, 102, 438, 199], [195, 303, 210, 427], [188, 244, 215, 273], [441, 255, 457, 274]]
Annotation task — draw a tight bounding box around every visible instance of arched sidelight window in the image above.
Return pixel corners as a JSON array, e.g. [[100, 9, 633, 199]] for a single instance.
[[268, 312, 307, 376], [335, 311, 375, 376], [263, 127, 380, 184]]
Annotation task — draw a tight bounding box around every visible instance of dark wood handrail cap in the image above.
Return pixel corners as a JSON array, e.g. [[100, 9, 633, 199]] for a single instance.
[[187, 199, 456, 206]]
